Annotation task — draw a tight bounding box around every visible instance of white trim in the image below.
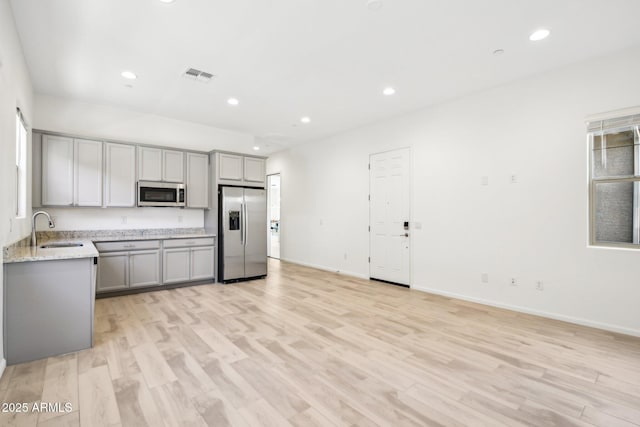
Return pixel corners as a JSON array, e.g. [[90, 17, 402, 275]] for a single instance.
[[0, 358, 6, 381], [585, 105, 640, 123], [412, 285, 640, 338], [279, 257, 368, 280]]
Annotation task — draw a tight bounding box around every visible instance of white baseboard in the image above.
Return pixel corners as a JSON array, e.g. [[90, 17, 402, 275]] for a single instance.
[[279, 258, 369, 280], [412, 285, 640, 338], [0, 358, 6, 381]]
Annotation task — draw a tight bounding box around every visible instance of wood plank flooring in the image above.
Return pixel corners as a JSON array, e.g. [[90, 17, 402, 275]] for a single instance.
[[2, 258, 640, 426]]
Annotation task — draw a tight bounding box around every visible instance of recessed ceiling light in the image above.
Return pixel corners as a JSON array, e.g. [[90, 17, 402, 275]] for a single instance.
[[529, 29, 550, 41], [121, 71, 137, 80], [367, 0, 383, 11], [227, 98, 239, 106], [383, 87, 396, 96], [300, 116, 311, 124], [159, 0, 175, 3], [253, 146, 260, 151]]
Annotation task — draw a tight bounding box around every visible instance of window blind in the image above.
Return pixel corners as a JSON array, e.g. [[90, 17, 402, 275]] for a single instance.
[[587, 113, 640, 133]]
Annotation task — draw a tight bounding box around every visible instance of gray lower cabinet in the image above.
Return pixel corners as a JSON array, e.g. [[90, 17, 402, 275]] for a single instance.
[[4, 257, 96, 365], [97, 240, 161, 293], [163, 238, 215, 284], [162, 247, 215, 284], [191, 246, 215, 280], [163, 248, 191, 284], [97, 238, 214, 294], [129, 250, 161, 287], [97, 252, 128, 292]]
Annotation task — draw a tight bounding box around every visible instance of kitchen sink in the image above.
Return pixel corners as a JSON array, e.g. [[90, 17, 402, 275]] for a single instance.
[[39, 243, 84, 249]]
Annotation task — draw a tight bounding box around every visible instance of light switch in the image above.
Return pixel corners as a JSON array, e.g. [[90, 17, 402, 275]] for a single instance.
[[481, 176, 489, 186]]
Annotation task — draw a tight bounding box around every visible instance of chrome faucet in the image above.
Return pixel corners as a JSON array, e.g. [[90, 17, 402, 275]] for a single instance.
[[32, 211, 55, 247]]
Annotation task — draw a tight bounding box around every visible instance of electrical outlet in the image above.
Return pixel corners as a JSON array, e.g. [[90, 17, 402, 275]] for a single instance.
[[481, 176, 489, 186], [481, 273, 489, 283], [343, 252, 347, 260], [536, 280, 544, 291], [510, 174, 518, 184], [510, 278, 517, 286]]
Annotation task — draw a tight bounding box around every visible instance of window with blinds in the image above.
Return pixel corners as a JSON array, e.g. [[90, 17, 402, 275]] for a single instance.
[[588, 112, 640, 247], [16, 109, 27, 218]]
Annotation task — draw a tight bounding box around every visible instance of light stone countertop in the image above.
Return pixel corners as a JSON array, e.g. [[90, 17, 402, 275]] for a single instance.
[[4, 240, 99, 264], [91, 233, 215, 243], [3, 231, 216, 264]]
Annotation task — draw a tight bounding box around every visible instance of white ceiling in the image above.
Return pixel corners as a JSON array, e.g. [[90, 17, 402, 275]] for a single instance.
[[10, 0, 640, 152]]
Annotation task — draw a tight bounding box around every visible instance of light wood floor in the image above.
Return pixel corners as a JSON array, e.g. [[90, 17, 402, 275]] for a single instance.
[[2, 259, 640, 427]]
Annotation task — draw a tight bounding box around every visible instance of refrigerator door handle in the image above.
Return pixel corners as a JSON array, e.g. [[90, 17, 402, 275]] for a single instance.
[[240, 203, 244, 246], [244, 201, 249, 247]]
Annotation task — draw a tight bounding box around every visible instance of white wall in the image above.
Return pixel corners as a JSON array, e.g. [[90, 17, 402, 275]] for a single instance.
[[35, 94, 255, 154], [267, 45, 640, 336], [0, 0, 35, 369], [35, 207, 203, 231]]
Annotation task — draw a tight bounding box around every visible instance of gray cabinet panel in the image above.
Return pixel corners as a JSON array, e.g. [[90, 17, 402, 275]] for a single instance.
[[187, 152, 209, 208], [191, 246, 215, 281], [104, 142, 136, 207], [163, 248, 191, 284], [97, 252, 128, 292], [4, 258, 93, 365], [129, 250, 161, 288]]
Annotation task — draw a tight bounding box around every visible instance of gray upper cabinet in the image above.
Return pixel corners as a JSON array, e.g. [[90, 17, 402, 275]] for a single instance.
[[218, 153, 243, 181], [42, 135, 102, 207], [187, 152, 209, 208], [138, 146, 162, 181], [138, 146, 184, 182], [216, 152, 265, 186], [244, 157, 265, 183], [42, 135, 74, 206], [163, 150, 184, 182], [75, 139, 103, 206], [104, 142, 136, 207]]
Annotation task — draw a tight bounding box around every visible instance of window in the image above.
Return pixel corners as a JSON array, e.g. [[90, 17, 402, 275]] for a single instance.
[[589, 113, 640, 247], [15, 109, 27, 218]]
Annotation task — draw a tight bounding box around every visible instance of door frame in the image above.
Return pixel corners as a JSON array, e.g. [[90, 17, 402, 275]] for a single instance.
[[267, 173, 281, 259], [368, 147, 412, 287]]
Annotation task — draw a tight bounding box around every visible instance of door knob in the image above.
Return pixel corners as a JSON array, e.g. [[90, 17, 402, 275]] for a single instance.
[[404, 233, 409, 237]]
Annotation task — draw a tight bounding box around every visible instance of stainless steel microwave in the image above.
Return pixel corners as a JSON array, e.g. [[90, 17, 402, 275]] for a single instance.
[[137, 181, 185, 207]]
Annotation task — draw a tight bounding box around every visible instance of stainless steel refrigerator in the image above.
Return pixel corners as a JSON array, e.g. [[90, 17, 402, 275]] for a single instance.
[[218, 186, 267, 283]]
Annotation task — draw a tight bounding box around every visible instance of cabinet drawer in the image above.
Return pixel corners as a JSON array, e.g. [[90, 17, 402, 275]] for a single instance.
[[163, 237, 215, 248], [95, 240, 160, 252]]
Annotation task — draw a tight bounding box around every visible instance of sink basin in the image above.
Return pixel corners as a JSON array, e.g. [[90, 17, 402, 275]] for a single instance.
[[40, 243, 84, 249]]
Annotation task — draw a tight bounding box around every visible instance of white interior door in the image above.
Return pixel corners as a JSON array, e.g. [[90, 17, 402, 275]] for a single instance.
[[267, 174, 281, 259], [369, 148, 411, 286]]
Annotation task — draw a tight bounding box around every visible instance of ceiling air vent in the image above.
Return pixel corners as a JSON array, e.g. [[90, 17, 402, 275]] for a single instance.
[[183, 68, 215, 83]]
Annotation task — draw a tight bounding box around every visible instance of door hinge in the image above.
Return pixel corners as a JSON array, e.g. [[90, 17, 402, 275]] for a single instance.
[[368, 194, 370, 201], [368, 163, 370, 170], [368, 225, 370, 232], [368, 257, 370, 263]]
